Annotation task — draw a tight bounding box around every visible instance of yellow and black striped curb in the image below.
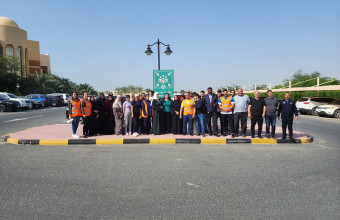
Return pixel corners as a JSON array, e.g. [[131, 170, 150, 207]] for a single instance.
[[2, 135, 313, 145]]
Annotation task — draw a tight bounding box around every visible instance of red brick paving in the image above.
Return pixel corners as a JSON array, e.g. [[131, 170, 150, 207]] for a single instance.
[[10, 124, 308, 140]]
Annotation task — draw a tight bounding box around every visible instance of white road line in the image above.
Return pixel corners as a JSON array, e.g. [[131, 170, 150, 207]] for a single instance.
[[185, 182, 199, 188], [3, 115, 44, 123]]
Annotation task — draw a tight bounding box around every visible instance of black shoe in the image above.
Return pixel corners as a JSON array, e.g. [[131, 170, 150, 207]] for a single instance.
[[223, 133, 226, 137], [266, 134, 270, 138], [214, 134, 220, 137], [232, 134, 235, 138], [258, 135, 263, 139], [209, 133, 213, 136], [281, 137, 286, 140], [271, 135, 275, 138], [235, 134, 239, 137], [251, 135, 255, 138], [241, 133, 246, 138], [190, 134, 193, 136], [197, 133, 201, 136], [289, 137, 295, 140], [202, 134, 206, 137], [83, 135, 88, 138]]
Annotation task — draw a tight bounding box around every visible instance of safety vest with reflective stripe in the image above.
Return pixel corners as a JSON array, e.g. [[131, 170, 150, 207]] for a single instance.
[[220, 96, 233, 112], [82, 99, 92, 116], [141, 100, 148, 118], [70, 99, 82, 117], [182, 99, 195, 115]]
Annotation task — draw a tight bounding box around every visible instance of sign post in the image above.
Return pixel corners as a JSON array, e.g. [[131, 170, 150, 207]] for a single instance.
[[153, 70, 174, 98]]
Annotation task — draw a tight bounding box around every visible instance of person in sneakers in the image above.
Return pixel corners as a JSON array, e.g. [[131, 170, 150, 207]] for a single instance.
[[123, 95, 132, 135], [131, 94, 142, 137], [248, 91, 266, 138], [194, 92, 206, 137], [264, 90, 279, 138], [68, 92, 82, 138], [233, 88, 250, 137], [180, 92, 196, 136], [277, 92, 299, 140]]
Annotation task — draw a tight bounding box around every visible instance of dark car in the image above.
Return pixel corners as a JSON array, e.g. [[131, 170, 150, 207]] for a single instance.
[[0, 95, 20, 112], [46, 95, 64, 107]]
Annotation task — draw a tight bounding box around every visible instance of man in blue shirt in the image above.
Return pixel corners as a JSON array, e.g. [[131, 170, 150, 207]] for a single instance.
[[277, 92, 299, 140]]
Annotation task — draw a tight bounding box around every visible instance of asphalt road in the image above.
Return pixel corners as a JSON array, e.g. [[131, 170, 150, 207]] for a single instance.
[[0, 108, 339, 219]]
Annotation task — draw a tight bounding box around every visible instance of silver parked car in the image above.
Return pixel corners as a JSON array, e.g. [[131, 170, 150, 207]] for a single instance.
[[315, 99, 340, 118]]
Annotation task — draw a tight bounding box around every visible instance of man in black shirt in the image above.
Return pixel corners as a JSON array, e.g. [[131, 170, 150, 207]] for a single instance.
[[248, 91, 266, 138], [131, 94, 142, 136]]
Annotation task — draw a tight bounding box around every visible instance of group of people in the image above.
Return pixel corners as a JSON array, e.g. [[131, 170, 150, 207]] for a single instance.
[[68, 87, 299, 140]]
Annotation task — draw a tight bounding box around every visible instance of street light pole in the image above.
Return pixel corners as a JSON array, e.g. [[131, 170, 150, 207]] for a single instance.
[[145, 39, 172, 70]]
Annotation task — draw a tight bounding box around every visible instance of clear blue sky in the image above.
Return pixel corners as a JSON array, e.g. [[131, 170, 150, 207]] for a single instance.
[[3, 0, 340, 92]]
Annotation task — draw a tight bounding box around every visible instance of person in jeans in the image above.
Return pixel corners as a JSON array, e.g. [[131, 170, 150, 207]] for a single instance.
[[218, 89, 235, 137], [248, 91, 266, 138], [194, 92, 206, 137], [68, 91, 82, 138], [200, 90, 208, 133], [233, 88, 250, 137], [278, 92, 299, 140], [216, 89, 223, 135], [123, 95, 132, 135], [180, 92, 196, 136], [264, 90, 278, 138], [203, 87, 219, 137]]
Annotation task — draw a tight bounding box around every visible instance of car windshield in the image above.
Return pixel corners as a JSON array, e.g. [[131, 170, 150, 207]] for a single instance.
[[7, 93, 18, 98], [298, 98, 308, 102], [0, 95, 9, 100]]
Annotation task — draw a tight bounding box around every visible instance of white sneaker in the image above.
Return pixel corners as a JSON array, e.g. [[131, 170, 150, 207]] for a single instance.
[[133, 133, 139, 137], [125, 133, 129, 136], [72, 134, 79, 138]]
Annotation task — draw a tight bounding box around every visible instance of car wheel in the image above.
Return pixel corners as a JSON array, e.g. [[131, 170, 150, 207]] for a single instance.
[[311, 107, 317, 115], [333, 109, 340, 118], [0, 105, 6, 112]]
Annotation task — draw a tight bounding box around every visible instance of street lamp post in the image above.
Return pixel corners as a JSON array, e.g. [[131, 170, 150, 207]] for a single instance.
[[145, 39, 172, 70]]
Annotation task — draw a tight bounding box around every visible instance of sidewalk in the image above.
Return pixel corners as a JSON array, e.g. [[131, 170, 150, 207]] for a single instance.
[[3, 123, 313, 145]]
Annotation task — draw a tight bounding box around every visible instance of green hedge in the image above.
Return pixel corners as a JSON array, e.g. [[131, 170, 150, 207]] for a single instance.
[[245, 90, 340, 100]]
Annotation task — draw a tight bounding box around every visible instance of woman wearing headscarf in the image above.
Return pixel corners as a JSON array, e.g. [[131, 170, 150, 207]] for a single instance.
[[131, 94, 142, 137], [102, 95, 115, 135], [113, 95, 124, 135], [152, 92, 163, 135], [90, 96, 100, 136], [171, 94, 182, 134], [162, 93, 172, 134]]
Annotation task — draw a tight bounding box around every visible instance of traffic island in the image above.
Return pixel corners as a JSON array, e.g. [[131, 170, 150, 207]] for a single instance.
[[2, 124, 313, 145]]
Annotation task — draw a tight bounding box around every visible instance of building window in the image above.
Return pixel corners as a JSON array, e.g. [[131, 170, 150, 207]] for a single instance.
[[6, 47, 14, 57]]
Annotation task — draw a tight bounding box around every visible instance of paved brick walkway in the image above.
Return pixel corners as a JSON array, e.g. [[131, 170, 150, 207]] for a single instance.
[[9, 124, 308, 140]]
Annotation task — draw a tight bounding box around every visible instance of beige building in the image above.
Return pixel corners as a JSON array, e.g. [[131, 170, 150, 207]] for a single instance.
[[0, 16, 51, 77]]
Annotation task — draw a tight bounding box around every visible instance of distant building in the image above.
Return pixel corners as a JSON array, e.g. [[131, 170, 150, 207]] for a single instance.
[[0, 16, 51, 77]]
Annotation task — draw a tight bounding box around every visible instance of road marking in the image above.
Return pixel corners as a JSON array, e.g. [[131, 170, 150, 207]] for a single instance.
[[3, 115, 44, 123], [185, 182, 199, 188]]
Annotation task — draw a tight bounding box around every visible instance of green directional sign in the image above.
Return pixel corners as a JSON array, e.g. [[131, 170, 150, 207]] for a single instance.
[[153, 70, 174, 98]]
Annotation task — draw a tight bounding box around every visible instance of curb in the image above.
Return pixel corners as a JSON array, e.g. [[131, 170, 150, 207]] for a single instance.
[[2, 135, 314, 145]]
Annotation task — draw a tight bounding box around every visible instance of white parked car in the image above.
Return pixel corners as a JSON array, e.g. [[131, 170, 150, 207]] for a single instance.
[[0, 92, 32, 110], [51, 93, 69, 105], [296, 97, 335, 115], [315, 99, 340, 118]]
